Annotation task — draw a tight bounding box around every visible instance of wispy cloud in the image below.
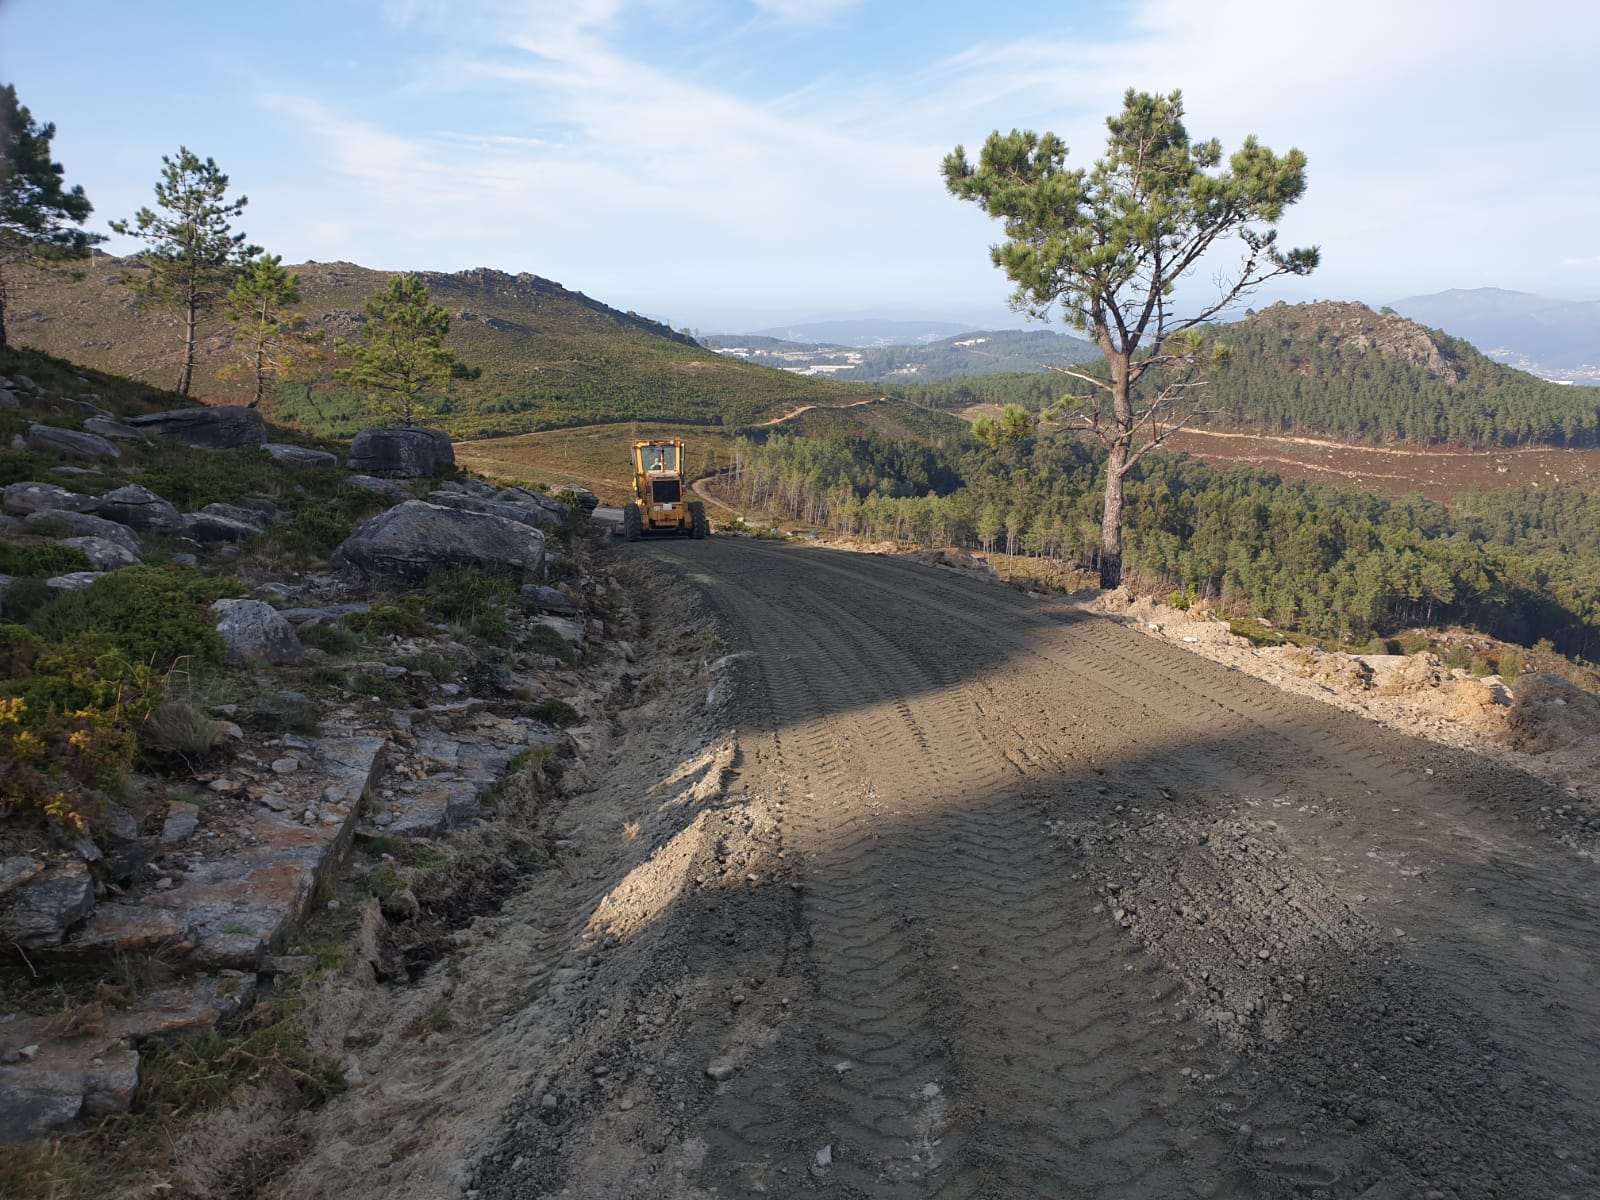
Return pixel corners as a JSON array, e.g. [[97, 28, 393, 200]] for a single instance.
[[252, 0, 1600, 320]]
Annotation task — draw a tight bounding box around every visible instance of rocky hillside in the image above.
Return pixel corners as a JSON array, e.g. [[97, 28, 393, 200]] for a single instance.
[[1197, 301, 1600, 447], [0, 343, 664, 1170], [6, 255, 875, 440]]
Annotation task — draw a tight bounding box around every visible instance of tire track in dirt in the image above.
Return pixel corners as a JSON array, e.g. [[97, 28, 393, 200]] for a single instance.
[[670, 543, 1329, 1197], [663, 539, 1600, 1197]]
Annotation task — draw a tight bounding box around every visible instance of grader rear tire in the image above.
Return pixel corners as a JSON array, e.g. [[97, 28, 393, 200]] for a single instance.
[[690, 501, 709, 539], [623, 504, 641, 542]]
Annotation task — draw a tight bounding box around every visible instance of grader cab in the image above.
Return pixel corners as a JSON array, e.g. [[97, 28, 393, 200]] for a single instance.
[[623, 439, 708, 541]]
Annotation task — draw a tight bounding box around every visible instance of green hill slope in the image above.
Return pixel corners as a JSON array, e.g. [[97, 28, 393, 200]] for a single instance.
[[6, 255, 875, 438], [883, 301, 1600, 449]]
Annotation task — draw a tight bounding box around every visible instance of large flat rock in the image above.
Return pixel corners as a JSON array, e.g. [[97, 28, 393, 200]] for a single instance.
[[60, 737, 388, 970]]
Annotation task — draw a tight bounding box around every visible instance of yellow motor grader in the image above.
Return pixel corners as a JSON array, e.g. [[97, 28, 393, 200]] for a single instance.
[[623, 438, 708, 541]]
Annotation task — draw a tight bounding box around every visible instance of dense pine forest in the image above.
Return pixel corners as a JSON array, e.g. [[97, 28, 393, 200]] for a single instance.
[[888, 303, 1600, 450], [724, 427, 1600, 661]]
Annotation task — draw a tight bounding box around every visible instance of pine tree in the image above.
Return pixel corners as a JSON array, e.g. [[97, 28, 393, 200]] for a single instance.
[[335, 275, 474, 427], [111, 148, 258, 396], [0, 83, 104, 350], [223, 254, 322, 409], [946, 89, 1318, 587]]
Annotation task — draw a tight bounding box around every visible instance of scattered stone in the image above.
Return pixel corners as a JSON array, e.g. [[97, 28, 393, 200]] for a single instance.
[[346, 427, 455, 478], [519, 584, 581, 615], [346, 473, 413, 502], [182, 511, 263, 542], [26, 423, 120, 461], [426, 488, 569, 530], [68, 906, 186, 955], [88, 484, 184, 533], [551, 484, 599, 512], [0, 1035, 139, 1140], [197, 500, 269, 529], [0, 857, 46, 898], [262, 442, 338, 469], [82, 415, 149, 442], [125, 406, 266, 449], [161, 801, 201, 845], [44, 572, 99, 591], [705, 1058, 735, 1081], [211, 598, 304, 665], [58, 536, 138, 571], [25, 509, 143, 554], [236, 497, 280, 522], [332, 500, 546, 583], [0, 861, 95, 947], [3, 481, 97, 515]]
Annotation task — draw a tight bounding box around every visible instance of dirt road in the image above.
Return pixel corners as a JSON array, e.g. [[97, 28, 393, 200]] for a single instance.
[[278, 538, 1600, 1200]]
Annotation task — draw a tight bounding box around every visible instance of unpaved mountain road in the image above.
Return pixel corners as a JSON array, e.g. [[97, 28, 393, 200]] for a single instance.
[[276, 537, 1600, 1200]]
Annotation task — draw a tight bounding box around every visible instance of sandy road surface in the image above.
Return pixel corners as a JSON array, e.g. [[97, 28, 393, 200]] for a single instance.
[[276, 538, 1600, 1200]]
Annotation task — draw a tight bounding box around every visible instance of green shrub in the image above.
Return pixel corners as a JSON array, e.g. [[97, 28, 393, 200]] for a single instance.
[[0, 626, 161, 831], [346, 603, 433, 640], [0, 448, 62, 488], [1498, 649, 1522, 680], [524, 624, 579, 664], [297, 621, 360, 656], [28, 567, 240, 670], [256, 489, 392, 563], [0, 577, 55, 623], [529, 698, 581, 726], [0, 541, 92, 578]]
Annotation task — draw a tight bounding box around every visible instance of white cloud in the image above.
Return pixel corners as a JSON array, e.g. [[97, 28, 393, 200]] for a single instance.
[[749, 0, 861, 28], [257, 0, 1600, 319]]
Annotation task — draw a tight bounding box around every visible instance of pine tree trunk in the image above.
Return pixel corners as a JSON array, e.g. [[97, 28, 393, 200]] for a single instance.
[[1099, 348, 1133, 590], [176, 281, 199, 396], [0, 269, 9, 352], [1099, 442, 1127, 588]]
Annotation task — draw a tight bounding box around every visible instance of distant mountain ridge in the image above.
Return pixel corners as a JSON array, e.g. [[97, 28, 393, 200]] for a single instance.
[[1387, 287, 1600, 381], [705, 327, 1099, 383], [741, 318, 976, 347]]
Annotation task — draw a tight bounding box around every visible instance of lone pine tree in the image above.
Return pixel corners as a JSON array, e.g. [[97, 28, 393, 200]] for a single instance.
[[945, 88, 1318, 588], [112, 148, 258, 396]]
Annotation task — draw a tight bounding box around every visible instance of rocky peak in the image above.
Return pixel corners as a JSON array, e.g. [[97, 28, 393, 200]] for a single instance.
[[1245, 300, 1466, 384]]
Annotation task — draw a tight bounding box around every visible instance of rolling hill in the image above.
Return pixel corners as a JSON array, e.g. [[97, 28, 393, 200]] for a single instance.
[[4, 254, 876, 439], [703, 328, 1099, 382], [885, 301, 1600, 449]]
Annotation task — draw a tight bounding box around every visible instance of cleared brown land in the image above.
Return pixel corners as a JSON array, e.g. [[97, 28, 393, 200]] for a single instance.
[[1165, 427, 1600, 501], [455, 423, 737, 505]]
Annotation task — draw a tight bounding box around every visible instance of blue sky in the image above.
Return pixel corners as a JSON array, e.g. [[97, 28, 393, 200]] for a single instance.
[[3, 0, 1598, 332]]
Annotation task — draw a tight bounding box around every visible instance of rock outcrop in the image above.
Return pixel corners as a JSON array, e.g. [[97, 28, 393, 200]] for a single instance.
[[211, 599, 304, 665], [125, 406, 267, 449], [26, 424, 120, 461], [346, 428, 455, 478], [332, 500, 546, 582]]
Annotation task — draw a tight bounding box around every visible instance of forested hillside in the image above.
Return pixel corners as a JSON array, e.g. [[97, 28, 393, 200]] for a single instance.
[[7, 255, 875, 438], [886, 302, 1600, 449], [725, 427, 1600, 661]]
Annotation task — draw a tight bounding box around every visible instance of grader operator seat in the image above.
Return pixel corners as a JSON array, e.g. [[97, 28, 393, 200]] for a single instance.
[[624, 438, 708, 541]]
